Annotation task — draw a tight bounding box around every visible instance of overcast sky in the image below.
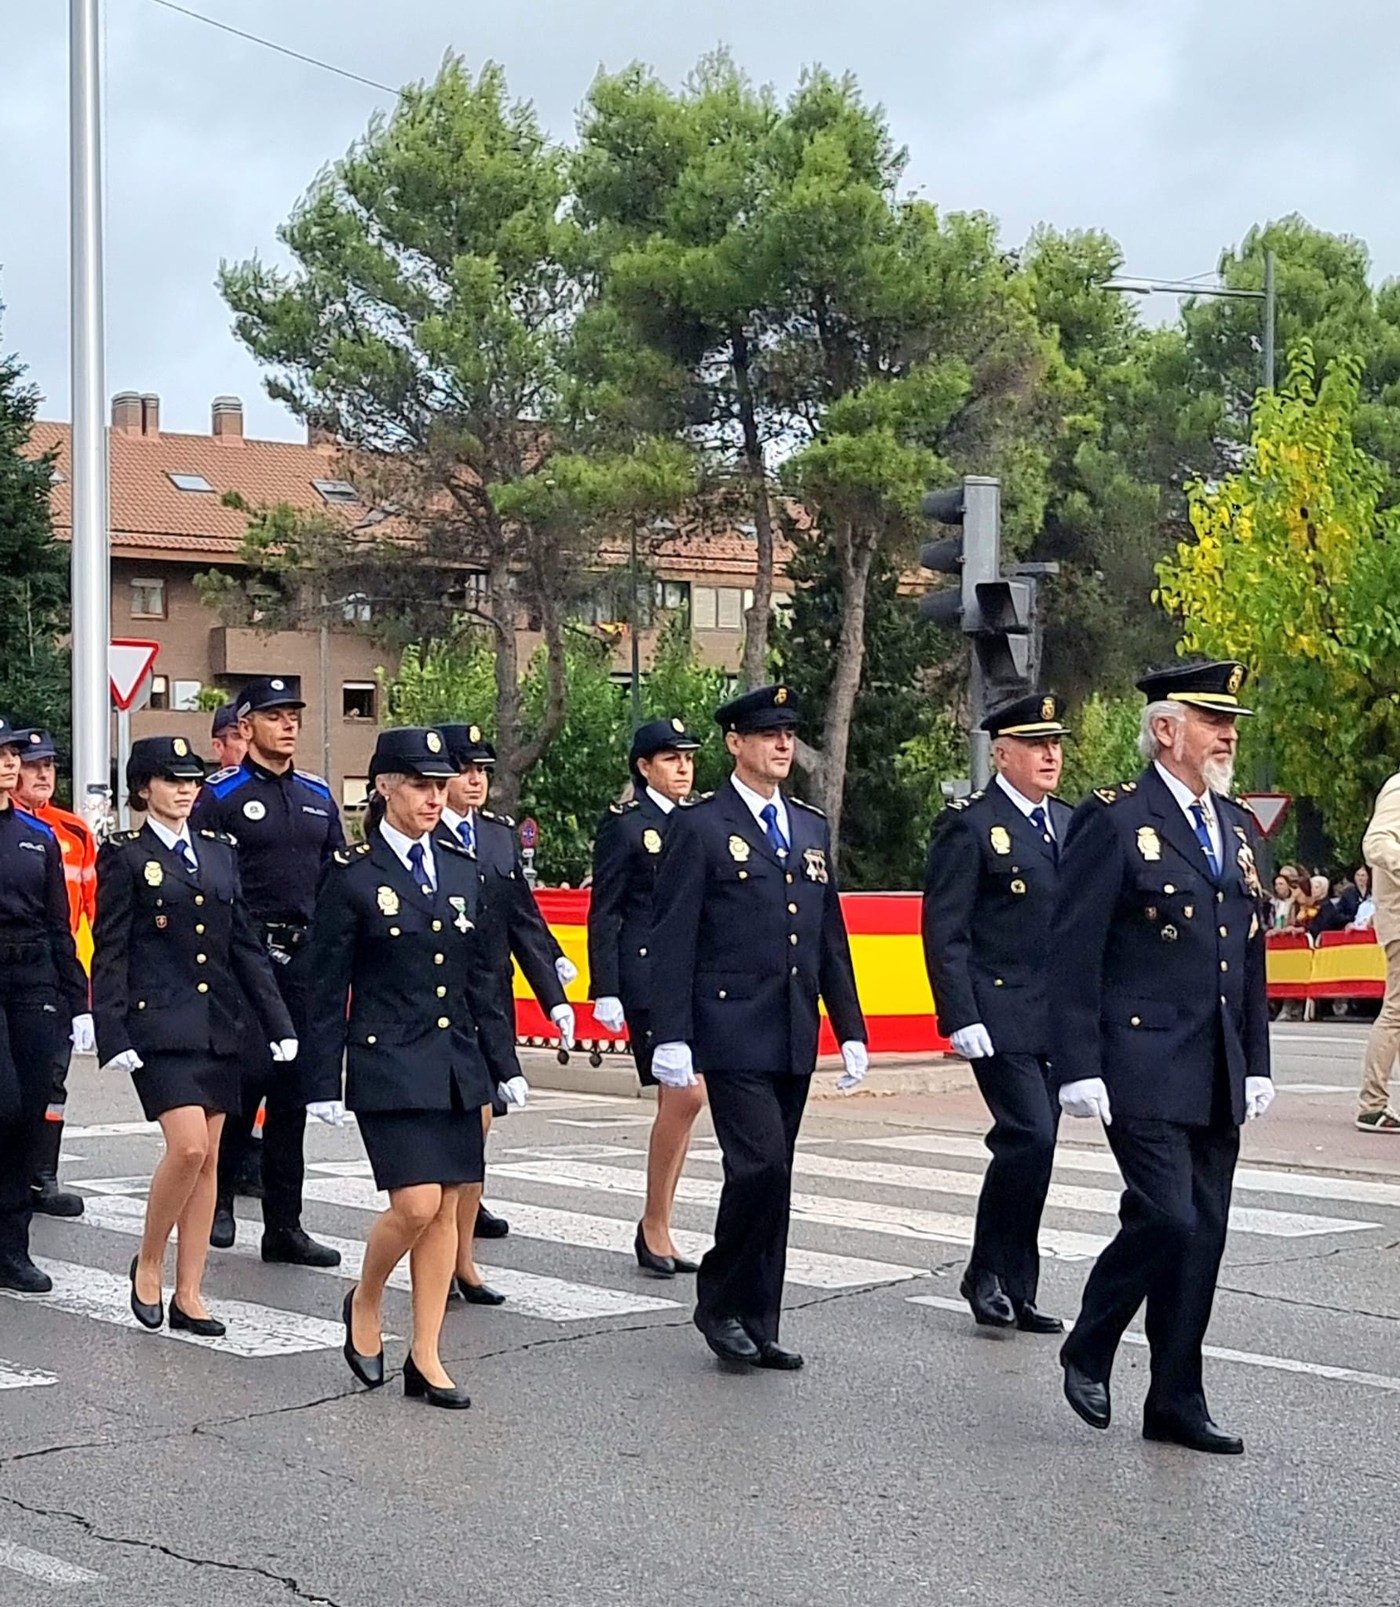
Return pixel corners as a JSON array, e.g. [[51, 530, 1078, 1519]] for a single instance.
[[2, 0, 1394, 442]]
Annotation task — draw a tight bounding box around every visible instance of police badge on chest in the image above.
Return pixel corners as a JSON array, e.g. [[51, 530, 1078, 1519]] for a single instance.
[[802, 848, 828, 884]]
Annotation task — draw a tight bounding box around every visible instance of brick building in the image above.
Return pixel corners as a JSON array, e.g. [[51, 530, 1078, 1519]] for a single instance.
[[31, 392, 787, 811]]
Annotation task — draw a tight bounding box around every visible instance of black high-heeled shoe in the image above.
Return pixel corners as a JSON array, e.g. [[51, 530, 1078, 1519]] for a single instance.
[[403, 1351, 471, 1409], [634, 1224, 676, 1278], [342, 1287, 384, 1389], [129, 1255, 163, 1330], [453, 1275, 506, 1306], [168, 1299, 226, 1338]]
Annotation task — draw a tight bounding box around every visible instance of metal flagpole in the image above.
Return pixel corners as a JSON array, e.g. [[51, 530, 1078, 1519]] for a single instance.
[[69, 0, 112, 837]]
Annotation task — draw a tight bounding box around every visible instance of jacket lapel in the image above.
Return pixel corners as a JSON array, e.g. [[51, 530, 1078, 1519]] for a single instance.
[[987, 781, 1054, 865], [434, 833, 481, 928], [1141, 766, 1218, 883], [368, 829, 434, 913], [718, 780, 785, 870], [139, 824, 201, 900]]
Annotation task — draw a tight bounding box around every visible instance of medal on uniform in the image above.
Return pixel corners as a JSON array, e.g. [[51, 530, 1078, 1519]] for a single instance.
[[448, 895, 471, 933], [376, 885, 400, 916], [802, 847, 829, 884], [1161, 924, 1178, 941], [1249, 912, 1259, 939], [1010, 878, 1026, 895], [989, 825, 1011, 856], [728, 835, 750, 863], [642, 828, 662, 855], [1136, 826, 1161, 861], [143, 860, 163, 887], [1237, 843, 1262, 897], [155, 915, 168, 930]]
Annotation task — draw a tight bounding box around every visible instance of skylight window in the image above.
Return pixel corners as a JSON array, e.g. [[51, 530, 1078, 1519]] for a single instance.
[[168, 472, 213, 493], [313, 479, 359, 505]]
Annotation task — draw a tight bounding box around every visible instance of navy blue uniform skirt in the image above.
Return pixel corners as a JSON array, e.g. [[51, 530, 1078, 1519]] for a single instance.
[[357, 1090, 486, 1193], [132, 1050, 242, 1122]]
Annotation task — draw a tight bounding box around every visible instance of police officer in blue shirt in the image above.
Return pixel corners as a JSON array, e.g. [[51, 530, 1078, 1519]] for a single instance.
[[191, 675, 343, 1266], [1051, 661, 1274, 1455], [0, 714, 90, 1291]]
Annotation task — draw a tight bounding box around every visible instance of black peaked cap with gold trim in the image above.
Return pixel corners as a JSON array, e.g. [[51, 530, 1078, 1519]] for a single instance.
[[715, 684, 801, 734], [368, 726, 457, 780], [126, 735, 207, 788], [1136, 660, 1253, 716], [980, 691, 1071, 739], [438, 723, 496, 769]]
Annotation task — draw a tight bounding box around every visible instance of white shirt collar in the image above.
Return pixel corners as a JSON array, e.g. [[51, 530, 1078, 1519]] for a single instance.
[[730, 775, 789, 844], [378, 818, 436, 881], [644, 785, 677, 817], [1154, 760, 1213, 818], [147, 817, 195, 856], [441, 806, 465, 834], [995, 773, 1051, 825]]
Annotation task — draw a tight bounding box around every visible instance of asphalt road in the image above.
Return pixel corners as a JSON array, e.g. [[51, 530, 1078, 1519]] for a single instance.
[[1, 1024, 1398, 1607]]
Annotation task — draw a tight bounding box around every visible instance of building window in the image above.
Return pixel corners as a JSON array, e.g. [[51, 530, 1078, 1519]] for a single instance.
[[148, 674, 169, 711], [654, 580, 689, 613], [341, 777, 370, 812], [341, 593, 372, 625], [313, 479, 360, 505], [342, 682, 376, 721], [167, 472, 213, 493], [692, 586, 717, 630], [172, 680, 203, 712], [130, 578, 166, 619]]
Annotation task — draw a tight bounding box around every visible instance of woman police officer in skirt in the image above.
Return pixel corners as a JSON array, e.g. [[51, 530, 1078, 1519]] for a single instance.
[[91, 736, 295, 1335], [304, 728, 519, 1410], [0, 713, 90, 1293]]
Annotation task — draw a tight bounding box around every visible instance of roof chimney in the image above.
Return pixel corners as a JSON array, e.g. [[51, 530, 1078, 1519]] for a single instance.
[[111, 391, 142, 433], [212, 395, 244, 443], [140, 393, 160, 438]]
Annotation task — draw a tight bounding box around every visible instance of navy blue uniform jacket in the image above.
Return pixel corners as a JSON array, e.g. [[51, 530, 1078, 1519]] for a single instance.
[[586, 792, 671, 1011]]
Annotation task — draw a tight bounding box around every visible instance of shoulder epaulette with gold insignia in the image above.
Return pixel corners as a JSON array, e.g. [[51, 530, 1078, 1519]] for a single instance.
[[115, 828, 144, 842], [1093, 781, 1136, 805], [198, 829, 237, 846], [481, 808, 517, 828], [790, 797, 826, 817], [1234, 796, 1255, 816]]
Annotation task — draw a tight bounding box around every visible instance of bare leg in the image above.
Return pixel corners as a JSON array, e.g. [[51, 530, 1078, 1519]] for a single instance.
[[137, 1106, 211, 1304], [409, 1185, 462, 1388], [350, 1184, 441, 1358], [641, 1079, 705, 1259], [173, 1112, 225, 1317], [454, 1183, 484, 1284]]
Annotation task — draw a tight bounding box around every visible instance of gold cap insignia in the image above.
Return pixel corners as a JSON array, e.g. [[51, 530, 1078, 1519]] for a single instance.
[[425, 730, 443, 753], [469, 725, 481, 743], [1041, 696, 1055, 722], [990, 825, 1012, 856], [1137, 826, 1162, 862], [671, 717, 684, 733], [1227, 664, 1244, 695], [376, 885, 400, 916], [173, 738, 188, 757], [773, 687, 788, 705], [143, 860, 164, 887], [642, 828, 662, 855], [728, 834, 751, 862]]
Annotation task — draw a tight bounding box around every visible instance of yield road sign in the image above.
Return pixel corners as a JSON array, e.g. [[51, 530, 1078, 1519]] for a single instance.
[[109, 640, 160, 711], [1239, 793, 1291, 838]]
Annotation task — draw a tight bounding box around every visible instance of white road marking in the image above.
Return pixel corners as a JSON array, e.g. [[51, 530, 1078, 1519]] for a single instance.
[[0, 1541, 103, 1584], [66, 1175, 155, 1195], [908, 1295, 1400, 1394], [0, 1359, 57, 1391], [1, 1258, 344, 1358], [63, 1121, 160, 1139], [78, 1195, 679, 1324], [1273, 1083, 1356, 1095], [487, 1158, 1109, 1260], [548, 1117, 654, 1129], [300, 1175, 921, 1289], [858, 1132, 1400, 1211]]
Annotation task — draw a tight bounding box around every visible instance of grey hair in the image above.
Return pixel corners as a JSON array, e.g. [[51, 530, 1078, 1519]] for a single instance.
[[373, 770, 412, 795], [1137, 700, 1185, 762]]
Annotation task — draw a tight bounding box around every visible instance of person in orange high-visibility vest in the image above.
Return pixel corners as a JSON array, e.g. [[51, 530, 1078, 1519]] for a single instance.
[[13, 729, 95, 1218]]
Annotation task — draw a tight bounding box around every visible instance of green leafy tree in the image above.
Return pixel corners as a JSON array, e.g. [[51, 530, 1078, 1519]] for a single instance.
[[639, 616, 733, 798], [1056, 693, 1144, 802]]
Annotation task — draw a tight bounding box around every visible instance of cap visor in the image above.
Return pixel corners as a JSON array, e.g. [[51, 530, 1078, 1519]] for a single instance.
[[1173, 695, 1253, 716], [410, 759, 458, 778]]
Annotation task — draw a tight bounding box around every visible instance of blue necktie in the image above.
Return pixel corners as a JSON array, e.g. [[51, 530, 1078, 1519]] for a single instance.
[[458, 817, 476, 857], [760, 801, 789, 857], [176, 841, 197, 876], [1029, 805, 1056, 860], [1190, 802, 1220, 880], [407, 841, 434, 895]]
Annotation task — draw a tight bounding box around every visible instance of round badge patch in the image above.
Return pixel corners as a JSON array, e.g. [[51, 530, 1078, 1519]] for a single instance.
[[270, 679, 285, 691], [426, 730, 443, 753], [173, 737, 188, 757], [243, 799, 267, 821]]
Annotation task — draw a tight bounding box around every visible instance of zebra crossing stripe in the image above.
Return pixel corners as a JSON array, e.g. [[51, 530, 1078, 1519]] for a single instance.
[[0, 1541, 103, 1585], [299, 1175, 922, 1290], [0, 1359, 57, 1391], [76, 1194, 681, 1324]]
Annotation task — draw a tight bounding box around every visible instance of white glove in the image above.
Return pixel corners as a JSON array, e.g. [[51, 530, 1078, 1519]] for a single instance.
[[269, 1038, 299, 1062], [550, 1003, 576, 1051], [1245, 1075, 1275, 1121], [306, 1099, 346, 1127], [70, 1013, 96, 1055], [593, 995, 627, 1033], [652, 1041, 697, 1088], [554, 955, 578, 986], [950, 1022, 995, 1061], [836, 1040, 869, 1092], [100, 1048, 143, 1075], [1059, 1077, 1112, 1125], [498, 1074, 529, 1109]]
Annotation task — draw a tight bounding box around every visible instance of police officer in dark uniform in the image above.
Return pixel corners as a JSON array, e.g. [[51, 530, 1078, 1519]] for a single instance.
[[587, 716, 705, 1276], [922, 692, 1073, 1334], [93, 736, 294, 1334], [0, 713, 89, 1292], [1052, 661, 1274, 1455], [192, 675, 343, 1266], [649, 685, 868, 1368], [438, 723, 574, 1249]]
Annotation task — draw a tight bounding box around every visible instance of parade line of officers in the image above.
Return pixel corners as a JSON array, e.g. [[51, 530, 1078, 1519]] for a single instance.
[[0, 659, 1278, 1448]]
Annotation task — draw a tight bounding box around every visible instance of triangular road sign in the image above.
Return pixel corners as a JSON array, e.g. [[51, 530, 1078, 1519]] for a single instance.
[[109, 639, 160, 711], [1238, 793, 1291, 839]]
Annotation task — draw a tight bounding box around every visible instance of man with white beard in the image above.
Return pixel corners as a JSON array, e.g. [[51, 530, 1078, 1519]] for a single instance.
[[1049, 661, 1273, 1455]]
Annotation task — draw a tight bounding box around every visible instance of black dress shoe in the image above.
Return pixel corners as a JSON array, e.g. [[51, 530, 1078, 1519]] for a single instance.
[[209, 1201, 236, 1250], [1143, 1412, 1244, 1455], [670, 1252, 700, 1274], [0, 1252, 53, 1294], [1062, 1359, 1111, 1430], [751, 1340, 804, 1371], [454, 1276, 506, 1306], [262, 1228, 341, 1268], [1015, 1302, 1065, 1335], [694, 1312, 760, 1364], [129, 1255, 163, 1330], [960, 1268, 1016, 1329], [634, 1224, 676, 1278], [168, 1299, 226, 1338], [341, 1287, 384, 1389], [403, 1351, 471, 1409], [30, 1176, 84, 1217], [474, 1205, 509, 1239]]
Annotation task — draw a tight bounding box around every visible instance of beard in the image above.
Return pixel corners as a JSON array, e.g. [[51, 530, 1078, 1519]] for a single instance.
[[1201, 754, 1236, 796]]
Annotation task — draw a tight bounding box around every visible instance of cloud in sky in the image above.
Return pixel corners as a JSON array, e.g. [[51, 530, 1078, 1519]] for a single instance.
[[2, 0, 1395, 440]]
